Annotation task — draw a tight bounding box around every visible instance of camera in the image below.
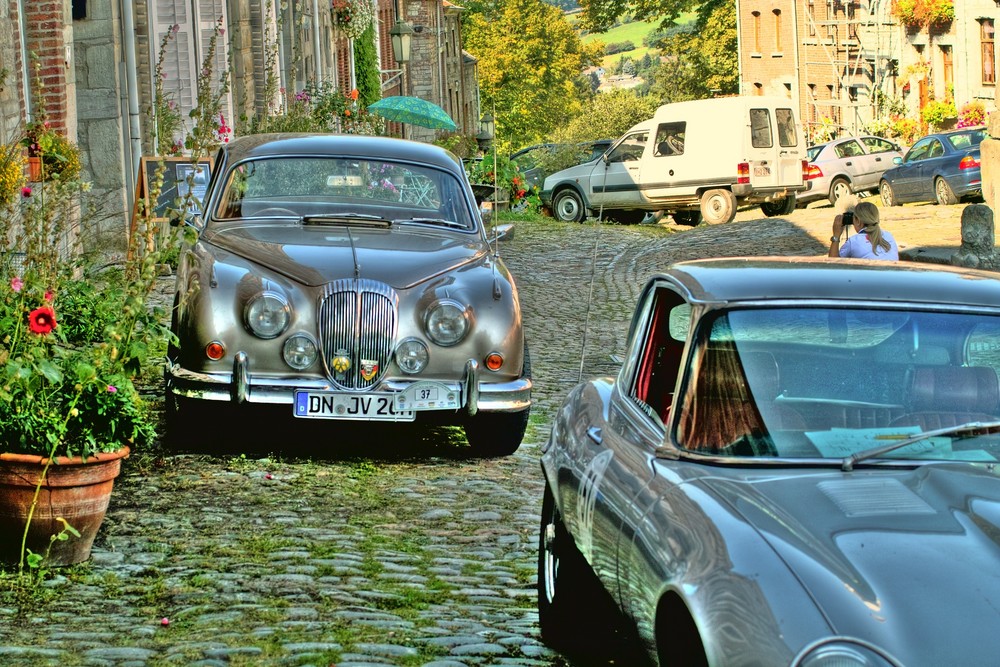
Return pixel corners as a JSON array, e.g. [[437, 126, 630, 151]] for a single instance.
[[841, 211, 854, 226]]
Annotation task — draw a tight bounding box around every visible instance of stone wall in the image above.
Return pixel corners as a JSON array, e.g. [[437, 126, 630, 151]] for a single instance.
[[0, 1, 24, 141]]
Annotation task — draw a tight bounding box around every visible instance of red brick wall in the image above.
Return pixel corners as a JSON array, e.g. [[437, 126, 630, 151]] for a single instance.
[[22, 0, 70, 134]]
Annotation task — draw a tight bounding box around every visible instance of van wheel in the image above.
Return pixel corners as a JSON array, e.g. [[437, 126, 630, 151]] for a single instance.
[[672, 211, 702, 226], [828, 178, 851, 207], [935, 177, 958, 205], [879, 180, 898, 207], [700, 189, 737, 224], [603, 209, 644, 225], [553, 189, 585, 222], [760, 196, 796, 217]]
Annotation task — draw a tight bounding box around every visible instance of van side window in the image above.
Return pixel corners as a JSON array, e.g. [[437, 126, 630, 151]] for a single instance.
[[655, 122, 686, 157], [775, 108, 797, 147], [750, 109, 773, 148]]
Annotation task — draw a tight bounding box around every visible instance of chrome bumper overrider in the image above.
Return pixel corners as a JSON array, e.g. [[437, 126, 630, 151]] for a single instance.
[[166, 355, 532, 414]]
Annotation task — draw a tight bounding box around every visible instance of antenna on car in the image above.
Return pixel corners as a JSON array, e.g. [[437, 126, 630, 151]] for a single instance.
[[578, 156, 611, 382]]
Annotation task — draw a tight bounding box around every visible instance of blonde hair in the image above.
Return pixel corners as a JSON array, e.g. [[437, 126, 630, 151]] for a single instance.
[[854, 201, 890, 255]]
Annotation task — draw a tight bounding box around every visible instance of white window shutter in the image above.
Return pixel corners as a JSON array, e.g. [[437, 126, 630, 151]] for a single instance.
[[196, 0, 233, 122], [151, 0, 196, 129]]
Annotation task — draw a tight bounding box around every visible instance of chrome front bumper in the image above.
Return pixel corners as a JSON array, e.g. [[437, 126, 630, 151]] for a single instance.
[[166, 355, 532, 415]]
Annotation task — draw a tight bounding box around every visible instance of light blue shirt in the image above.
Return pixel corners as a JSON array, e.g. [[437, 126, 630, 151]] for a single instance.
[[840, 229, 899, 261]]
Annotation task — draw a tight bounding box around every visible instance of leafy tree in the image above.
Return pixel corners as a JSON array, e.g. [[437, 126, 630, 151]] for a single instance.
[[465, 0, 603, 153], [647, 1, 737, 101], [552, 88, 659, 144]]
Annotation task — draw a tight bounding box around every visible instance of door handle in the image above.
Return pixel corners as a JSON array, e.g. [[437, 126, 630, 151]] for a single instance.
[[845, 161, 852, 166], [587, 426, 603, 444]]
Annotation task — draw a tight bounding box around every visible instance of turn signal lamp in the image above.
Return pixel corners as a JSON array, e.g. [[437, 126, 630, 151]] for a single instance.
[[485, 352, 504, 371], [205, 341, 226, 360]]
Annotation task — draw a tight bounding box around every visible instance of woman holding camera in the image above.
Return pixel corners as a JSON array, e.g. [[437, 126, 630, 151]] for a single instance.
[[828, 200, 898, 261]]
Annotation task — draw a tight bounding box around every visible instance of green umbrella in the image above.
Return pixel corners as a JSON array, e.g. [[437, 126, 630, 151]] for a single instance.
[[368, 96, 458, 131]]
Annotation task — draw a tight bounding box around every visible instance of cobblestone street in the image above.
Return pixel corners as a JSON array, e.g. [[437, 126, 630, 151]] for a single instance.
[[0, 201, 982, 666]]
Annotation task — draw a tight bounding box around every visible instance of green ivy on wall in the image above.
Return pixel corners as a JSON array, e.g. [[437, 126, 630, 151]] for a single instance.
[[355, 25, 381, 108]]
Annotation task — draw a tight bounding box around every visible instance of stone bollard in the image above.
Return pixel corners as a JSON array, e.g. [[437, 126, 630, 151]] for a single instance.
[[951, 204, 999, 271]]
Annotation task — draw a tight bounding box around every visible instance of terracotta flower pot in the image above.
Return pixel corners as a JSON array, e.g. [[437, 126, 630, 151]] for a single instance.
[[0, 447, 130, 567], [26, 156, 42, 182]]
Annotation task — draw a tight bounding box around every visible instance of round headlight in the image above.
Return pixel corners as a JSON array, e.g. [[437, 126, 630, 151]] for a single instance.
[[396, 338, 429, 374], [283, 334, 317, 370], [245, 293, 290, 339], [425, 300, 469, 346], [797, 641, 897, 667]]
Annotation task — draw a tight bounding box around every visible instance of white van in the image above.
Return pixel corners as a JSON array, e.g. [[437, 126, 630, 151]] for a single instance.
[[540, 96, 809, 225]]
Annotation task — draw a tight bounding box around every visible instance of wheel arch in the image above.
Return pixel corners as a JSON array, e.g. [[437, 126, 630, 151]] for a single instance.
[[654, 589, 709, 667], [551, 181, 591, 209]]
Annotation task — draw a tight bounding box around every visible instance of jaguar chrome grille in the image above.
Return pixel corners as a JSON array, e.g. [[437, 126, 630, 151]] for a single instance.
[[318, 279, 398, 390]]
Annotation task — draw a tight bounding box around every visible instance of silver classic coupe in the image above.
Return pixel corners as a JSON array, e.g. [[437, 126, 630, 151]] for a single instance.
[[539, 257, 1000, 666], [165, 134, 531, 456]]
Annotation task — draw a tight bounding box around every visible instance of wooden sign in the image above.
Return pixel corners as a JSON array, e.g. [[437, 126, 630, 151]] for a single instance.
[[130, 156, 214, 245]]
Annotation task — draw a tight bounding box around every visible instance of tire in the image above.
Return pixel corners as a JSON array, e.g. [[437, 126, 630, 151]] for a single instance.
[[828, 177, 851, 207], [879, 180, 898, 207], [538, 485, 603, 650], [552, 189, 585, 222], [700, 189, 737, 224], [935, 177, 958, 205], [463, 343, 531, 457], [760, 195, 796, 217], [672, 210, 702, 226]]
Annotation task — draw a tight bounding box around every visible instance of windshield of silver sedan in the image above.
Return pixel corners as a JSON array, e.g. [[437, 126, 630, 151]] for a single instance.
[[674, 307, 1000, 464], [213, 157, 476, 231]]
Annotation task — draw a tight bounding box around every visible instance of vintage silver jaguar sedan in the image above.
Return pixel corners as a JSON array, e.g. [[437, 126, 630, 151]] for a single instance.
[[165, 134, 531, 456], [540, 257, 1000, 666]]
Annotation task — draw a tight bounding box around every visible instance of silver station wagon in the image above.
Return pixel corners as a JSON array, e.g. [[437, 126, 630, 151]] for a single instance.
[[540, 257, 1000, 666], [165, 134, 531, 456]]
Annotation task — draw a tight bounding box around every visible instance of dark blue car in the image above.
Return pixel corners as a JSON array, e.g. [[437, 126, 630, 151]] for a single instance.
[[879, 126, 985, 206]]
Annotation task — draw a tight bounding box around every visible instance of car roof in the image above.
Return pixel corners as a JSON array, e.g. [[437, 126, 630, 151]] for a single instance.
[[220, 133, 464, 173], [658, 257, 1000, 309]]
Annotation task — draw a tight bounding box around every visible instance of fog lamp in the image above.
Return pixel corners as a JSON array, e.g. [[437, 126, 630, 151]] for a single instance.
[[396, 338, 429, 374], [283, 334, 317, 370]]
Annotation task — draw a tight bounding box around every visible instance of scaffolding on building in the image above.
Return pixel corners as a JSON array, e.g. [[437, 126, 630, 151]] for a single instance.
[[801, 0, 900, 139]]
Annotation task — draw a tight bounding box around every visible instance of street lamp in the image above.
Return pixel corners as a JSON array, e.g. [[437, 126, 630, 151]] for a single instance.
[[476, 113, 494, 152], [390, 19, 414, 65]]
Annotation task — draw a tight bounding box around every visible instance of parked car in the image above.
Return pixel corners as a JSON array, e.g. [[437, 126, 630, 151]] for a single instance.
[[800, 135, 904, 207], [879, 126, 986, 206], [165, 134, 532, 456], [539, 256, 1000, 666], [510, 139, 613, 191]]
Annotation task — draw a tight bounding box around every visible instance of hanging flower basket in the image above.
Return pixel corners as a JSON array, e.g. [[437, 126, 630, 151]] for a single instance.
[[331, 0, 374, 40]]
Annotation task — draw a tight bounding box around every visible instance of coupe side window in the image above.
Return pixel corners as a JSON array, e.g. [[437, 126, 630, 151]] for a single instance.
[[633, 290, 689, 423], [906, 139, 932, 162]]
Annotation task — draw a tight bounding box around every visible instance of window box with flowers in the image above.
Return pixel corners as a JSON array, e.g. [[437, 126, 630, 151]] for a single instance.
[[0, 135, 171, 570], [331, 0, 374, 40]]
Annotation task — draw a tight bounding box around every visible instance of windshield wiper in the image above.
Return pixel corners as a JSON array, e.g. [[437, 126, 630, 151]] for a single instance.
[[303, 213, 390, 226], [842, 420, 1000, 471], [393, 217, 468, 230]]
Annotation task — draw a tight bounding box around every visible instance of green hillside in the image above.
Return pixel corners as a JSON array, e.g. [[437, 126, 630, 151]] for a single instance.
[[570, 12, 695, 70]]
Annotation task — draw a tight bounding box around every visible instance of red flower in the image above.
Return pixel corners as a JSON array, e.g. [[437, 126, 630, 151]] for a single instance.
[[345, 109, 352, 117], [350, 88, 359, 101], [28, 306, 57, 335]]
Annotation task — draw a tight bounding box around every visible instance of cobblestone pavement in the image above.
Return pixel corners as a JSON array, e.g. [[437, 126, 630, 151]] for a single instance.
[[0, 200, 982, 667]]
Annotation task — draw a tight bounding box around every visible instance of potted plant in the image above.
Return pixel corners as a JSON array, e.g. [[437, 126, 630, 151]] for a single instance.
[[21, 120, 82, 182], [0, 134, 171, 569]]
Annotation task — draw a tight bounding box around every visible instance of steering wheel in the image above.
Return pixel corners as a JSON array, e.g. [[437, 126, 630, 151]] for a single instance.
[[668, 136, 684, 153], [253, 207, 298, 217]]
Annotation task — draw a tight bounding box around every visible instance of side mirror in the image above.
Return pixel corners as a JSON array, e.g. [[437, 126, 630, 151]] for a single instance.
[[893, 156, 903, 165]]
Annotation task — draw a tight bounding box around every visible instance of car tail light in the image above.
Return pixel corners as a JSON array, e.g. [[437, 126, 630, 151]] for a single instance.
[[959, 155, 980, 170], [804, 163, 823, 180], [737, 162, 750, 184]]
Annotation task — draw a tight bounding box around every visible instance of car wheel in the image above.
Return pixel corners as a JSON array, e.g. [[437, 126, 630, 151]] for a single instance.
[[538, 485, 605, 650], [672, 210, 702, 226], [760, 195, 796, 217], [935, 177, 958, 206], [879, 180, 897, 207], [828, 177, 851, 207], [700, 189, 737, 224], [552, 189, 585, 223]]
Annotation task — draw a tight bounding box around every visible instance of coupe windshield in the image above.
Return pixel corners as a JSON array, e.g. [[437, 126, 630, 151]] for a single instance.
[[676, 307, 1000, 464], [214, 157, 476, 231]]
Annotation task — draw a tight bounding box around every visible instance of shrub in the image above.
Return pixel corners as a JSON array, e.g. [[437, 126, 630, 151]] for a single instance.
[[921, 99, 957, 130]]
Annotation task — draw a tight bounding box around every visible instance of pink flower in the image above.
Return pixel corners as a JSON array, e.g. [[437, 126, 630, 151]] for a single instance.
[[44, 290, 54, 302], [21, 186, 31, 198], [11, 277, 23, 292], [107, 385, 118, 393], [171, 24, 180, 33], [161, 617, 170, 626]]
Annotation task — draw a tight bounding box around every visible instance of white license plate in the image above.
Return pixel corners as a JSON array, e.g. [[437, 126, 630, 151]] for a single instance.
[[293, 391, 415, 421], [394, 381, 461, 411], [754, 166, 771, 177]]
